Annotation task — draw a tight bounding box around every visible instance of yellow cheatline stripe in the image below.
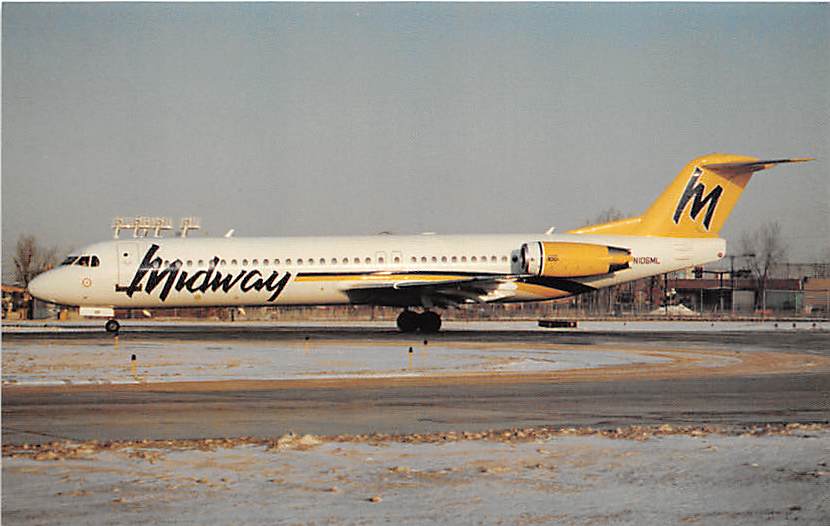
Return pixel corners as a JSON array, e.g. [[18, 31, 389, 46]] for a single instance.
[[515, 282, 570, 299], [294, 273, 477, 283]]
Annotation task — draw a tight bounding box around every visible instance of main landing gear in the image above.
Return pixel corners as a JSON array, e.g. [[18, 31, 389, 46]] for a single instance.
[[105, 319, 120, 334], [396, 310, 442, 333]]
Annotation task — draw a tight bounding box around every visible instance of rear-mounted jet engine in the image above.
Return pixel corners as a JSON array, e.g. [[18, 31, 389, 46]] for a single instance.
[[521, 242, 632, 277]]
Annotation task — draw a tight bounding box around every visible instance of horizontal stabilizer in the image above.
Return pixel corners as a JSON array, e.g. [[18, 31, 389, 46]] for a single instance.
[[702, 158, 814, 173]]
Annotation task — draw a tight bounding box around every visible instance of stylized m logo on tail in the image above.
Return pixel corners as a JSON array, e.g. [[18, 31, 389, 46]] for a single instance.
[[673, 167, 723, 230]]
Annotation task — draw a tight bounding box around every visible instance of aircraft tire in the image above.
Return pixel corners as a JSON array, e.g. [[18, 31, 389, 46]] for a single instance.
[[396, 310, 419, 333], [105, 319, 120, 334], [418, 311, 442, 333]]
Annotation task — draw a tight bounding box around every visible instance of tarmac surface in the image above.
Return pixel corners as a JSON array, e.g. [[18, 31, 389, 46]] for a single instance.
[[3, 322, 829, 444]]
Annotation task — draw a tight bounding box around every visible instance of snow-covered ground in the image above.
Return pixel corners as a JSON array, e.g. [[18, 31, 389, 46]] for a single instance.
[[4, 429, 828, 525], [2, 338, 669, 386]]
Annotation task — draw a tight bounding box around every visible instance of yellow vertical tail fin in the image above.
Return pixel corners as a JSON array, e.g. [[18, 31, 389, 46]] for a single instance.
[[569, 154, 813, 237]]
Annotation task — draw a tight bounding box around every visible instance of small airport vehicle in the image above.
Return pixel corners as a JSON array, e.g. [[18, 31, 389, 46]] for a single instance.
[[28, 154, 811, 333]]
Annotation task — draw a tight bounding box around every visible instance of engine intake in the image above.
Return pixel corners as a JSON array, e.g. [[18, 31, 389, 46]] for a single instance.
[[521, 242, 632, 278]]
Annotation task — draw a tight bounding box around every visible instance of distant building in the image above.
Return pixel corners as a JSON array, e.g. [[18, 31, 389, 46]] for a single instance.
[[2, 283, 59, 320], [2, 284, 29, 319], [803, 278, 830, 315]]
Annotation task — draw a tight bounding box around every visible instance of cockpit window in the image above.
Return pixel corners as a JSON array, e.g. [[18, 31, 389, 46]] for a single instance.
[[76, 256, 91, 266], [90, 255, 100, 267], [61, 256, 79, 266]]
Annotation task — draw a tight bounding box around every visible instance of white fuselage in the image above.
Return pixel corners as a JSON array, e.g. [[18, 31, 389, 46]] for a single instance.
[[29, 233, 725, 310]]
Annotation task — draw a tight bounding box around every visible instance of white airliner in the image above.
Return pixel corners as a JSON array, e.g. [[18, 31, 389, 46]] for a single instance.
[[28, 154, 810, 333]]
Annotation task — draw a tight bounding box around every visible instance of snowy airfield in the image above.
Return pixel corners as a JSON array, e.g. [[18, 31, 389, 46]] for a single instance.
[[3, 320, 829, 524], [4, 426, 829, 525], [2, 336, 672, 386]]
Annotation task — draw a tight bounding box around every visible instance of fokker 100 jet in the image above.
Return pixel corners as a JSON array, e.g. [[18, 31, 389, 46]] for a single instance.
[[28, 154, 811, 333]]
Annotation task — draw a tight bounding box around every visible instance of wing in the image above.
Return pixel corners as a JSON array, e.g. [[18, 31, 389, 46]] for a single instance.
[[342, 275, 517, 308]]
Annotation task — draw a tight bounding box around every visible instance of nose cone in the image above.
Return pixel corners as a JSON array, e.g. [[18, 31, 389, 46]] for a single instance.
[[28, 272, 58, 303]]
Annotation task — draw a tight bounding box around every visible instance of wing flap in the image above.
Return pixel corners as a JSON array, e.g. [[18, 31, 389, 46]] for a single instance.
[[343, 275, 514, 307]]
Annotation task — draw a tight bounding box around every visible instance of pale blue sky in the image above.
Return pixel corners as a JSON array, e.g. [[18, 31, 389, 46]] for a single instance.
[[3, 3, 828, 278]]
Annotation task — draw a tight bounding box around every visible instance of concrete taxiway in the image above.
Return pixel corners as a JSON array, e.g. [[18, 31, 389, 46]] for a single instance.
[[3, 322, 829, 444]]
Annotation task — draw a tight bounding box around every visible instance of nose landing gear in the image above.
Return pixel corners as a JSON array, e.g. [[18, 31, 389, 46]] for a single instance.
[[396, 310, 442, 333], [105, 319, 120, 334]]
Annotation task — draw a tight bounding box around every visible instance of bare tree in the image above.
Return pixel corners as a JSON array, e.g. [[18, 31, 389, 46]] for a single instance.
[[739, 222, 787, 311], [581, 207, 626, 228], [574, 208, 629, 314], [13, 235, 58, 288]]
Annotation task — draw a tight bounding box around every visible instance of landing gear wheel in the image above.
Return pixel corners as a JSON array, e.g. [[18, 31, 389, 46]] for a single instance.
[[396, 310, 419, 333], [418, 311, 442, 333], [105, 319, 120, 334]]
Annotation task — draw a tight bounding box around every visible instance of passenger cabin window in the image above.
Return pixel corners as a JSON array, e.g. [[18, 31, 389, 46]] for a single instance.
[[320, 258, 326, 265], [61, 256, 78, 266], [242, 259, 248, 266], [471, 256, 477, 262], [394, 256, 401, 263], [231, 259, 238, 266]]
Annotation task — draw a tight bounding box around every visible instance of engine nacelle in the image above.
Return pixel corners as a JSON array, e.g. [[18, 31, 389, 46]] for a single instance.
[[521, 242, 632, 278]]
